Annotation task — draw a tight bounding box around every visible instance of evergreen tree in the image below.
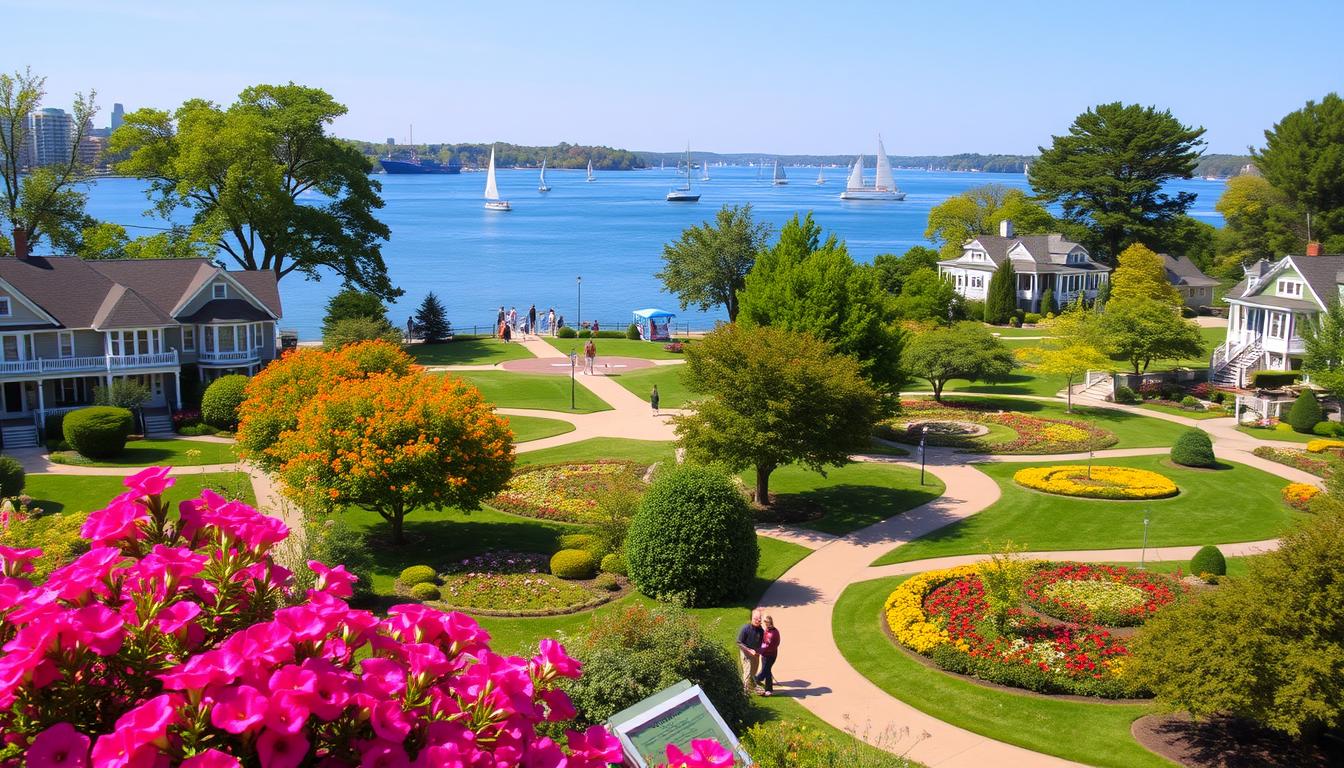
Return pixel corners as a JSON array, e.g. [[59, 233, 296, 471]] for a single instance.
[[1287, 390, 1324, 434], [322, 288, 389, 338], [414, 292, 451, 344], [1039, 286, 1055, 315], [984, 260, 1018, 324], [1095, 276, 1112, 307]]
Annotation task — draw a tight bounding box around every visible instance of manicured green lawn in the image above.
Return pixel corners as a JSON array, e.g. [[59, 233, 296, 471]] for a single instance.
[[543, 337, 691, 360], [611, 365, 698, 409], [1110, 556, 1255, 579], [409, 337, 535, 366], [835, 576, 1170, 768], [932, 396, 1192, 449], [874, 454, 1299, 565], [940, 368, 1067, 398], [48, 438, 238, 467], [503, 415, 575, 443], [445, 371, 611, 413], [25, 471, 256, 516], [1146, 326, 1224, 371], [1236, 425, 1317, 444], [750, 462, 945, 535], [516, 438, 677, 466], [1138, 403, 1228, 421]]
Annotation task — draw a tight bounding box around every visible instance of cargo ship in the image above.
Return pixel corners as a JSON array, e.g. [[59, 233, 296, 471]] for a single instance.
[[379, 153, 461, 174]]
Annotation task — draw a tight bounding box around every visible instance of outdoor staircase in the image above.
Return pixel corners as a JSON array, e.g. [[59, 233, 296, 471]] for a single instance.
[[1, 424, 38, 450], [1067, 372, 1114, 406], [143, 411, 175, 438], [1211, 342, 1263, 389]]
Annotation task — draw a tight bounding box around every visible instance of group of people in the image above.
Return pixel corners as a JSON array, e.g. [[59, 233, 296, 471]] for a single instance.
[[496, 304, 565, 341], [736, 609, 782, 696]]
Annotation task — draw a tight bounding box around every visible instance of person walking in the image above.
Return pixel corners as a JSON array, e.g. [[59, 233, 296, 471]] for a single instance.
[[501, 321, 512, 343], [753, 616, 780, 696], [583, 338, 596, 375], [496, 306, 506, 337], [508, 307, 518, 334], [547, 308, 557, 336], [736, 609, 764, 694], [528, 305, 537, 338], [650, 385, 660, 416]]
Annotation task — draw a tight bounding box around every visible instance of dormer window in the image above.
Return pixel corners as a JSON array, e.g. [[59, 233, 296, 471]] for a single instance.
[[1278, 280, 1303, 297], [213, 284, 227, 300], [0, 297, 9, 317]]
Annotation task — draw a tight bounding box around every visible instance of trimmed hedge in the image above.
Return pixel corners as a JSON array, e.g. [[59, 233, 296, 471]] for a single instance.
[[1190, 545, 1227, 577], [600, 553, 628, 576], [550, 549, 598, 579], [200, 374, 250, 430], [557, 533, 606, 556], [1114, 386, 1139, 404], [409, 582, 441, 601], [626, 323, 641, 340], [0, 456, 23, 497], [1171, 429, 1216, 468], [1287, 390, 1324, 434], [557, 326, 577, 339], [1249, 370, 1301, 389], [398, 565, 438, 586], [62, 407, 134, 459]]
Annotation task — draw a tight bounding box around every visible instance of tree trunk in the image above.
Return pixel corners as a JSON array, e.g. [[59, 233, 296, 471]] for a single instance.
[[390, 504, 405, 544], [932, 379, 944, 403], [1065, 374, 1074, 413], [755, 464, 775, 506]]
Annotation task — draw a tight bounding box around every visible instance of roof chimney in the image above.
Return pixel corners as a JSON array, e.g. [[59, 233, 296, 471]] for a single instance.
[[999, 219, 1014, 238], [1307, 241, 1324, 257], [11, 228, 28, 261]]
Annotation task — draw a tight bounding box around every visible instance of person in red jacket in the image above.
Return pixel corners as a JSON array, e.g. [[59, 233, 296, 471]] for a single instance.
[[754, 615, 781, 696]]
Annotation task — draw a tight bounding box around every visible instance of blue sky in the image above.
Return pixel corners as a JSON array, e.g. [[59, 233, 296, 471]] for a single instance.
[[7, 0, 1341, 154]]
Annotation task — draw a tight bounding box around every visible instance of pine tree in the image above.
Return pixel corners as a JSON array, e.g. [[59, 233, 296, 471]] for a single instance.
[[984, 260, 1018, 324], [414, 292, 451, 344], [1039, 286, 1056, 315]]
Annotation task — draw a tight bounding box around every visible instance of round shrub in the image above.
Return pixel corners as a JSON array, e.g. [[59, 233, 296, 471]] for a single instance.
[[1180, 395, 1201, 410], [1287, 389, 1324, 434], [1008, 316, 1021, 328], [1190, 545, 1227, 578], [200, 374, 250, 430], [1170, 429, 1216, 468], [409, 582, 441, 601], [551, 549, 597, 579], [1023, 312, 1042, 325], [557, 326, 577, 339], [0, 455, 24, 498], [62, 406, 134, 459], [557, 533, 606, 556], [626, 464, 759, 607], [398, 564, 437, 586], [593, 573, 620, 592], [600, 552, 628, 576], [625, 323, 641, 340], [1114, 386, 1139, 405]]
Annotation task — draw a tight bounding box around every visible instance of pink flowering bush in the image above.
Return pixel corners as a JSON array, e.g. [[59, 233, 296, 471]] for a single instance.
[[0, 467, 624, 767]]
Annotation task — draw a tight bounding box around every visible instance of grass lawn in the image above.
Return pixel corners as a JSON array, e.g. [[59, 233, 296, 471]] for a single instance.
[[25, 471, 256, 516], [874, 454, 1300, 565], [940, 368, 1067, 398], [749, 462, 945, 535], [1236, 425, 1317, 444], [835, 576, 1169, 768], [543, 337, 691, 360], [1110, 555, 1256, 579], [1138, 403, 1228, 421], [503, 415, 575, 443], [1147, 325, 1224, 371], [610, 364, 698, 409], [408, 337, 535, 366], [516, 438, 676, 466], [931, 396, 1192, 449], [445, 371, 611, 413], [48, 438, 238, 467]]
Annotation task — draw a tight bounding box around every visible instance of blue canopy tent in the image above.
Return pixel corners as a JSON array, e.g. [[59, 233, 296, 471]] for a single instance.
[[632, 308, 676, 341]]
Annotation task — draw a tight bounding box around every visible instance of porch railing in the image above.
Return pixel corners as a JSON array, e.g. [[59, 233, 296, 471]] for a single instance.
[[198, 349, 260, 364], [107, 351, 178, 369]]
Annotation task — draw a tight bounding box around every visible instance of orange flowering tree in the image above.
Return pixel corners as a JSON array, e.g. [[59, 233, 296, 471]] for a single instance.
[[275, 372, 514, 543], [236, 340, 416, 471]]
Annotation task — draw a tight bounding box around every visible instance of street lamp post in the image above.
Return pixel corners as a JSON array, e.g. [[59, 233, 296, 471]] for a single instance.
[[576, 276, 582, 332], [1139, 512, 1151, 570], [569, 350, 577, 410], [919, 425, 929, 486], [1088, 449, 1094, 480]]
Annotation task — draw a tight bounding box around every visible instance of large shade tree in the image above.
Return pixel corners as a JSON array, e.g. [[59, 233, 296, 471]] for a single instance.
[[1254, 92, 1344, 254], [1108, 243, 1182, 306], [1029, 102, 1206, 259], [1016, 300, 1113, 412], [924, 184, 1056, 257], [1101, 296, 1205, 373], [656, 203, 770, 322], [111, 83, 398, 300], [674, 324, 887, 503], [902, 322, 1015, 401], [1302, 301, 1344, 399]]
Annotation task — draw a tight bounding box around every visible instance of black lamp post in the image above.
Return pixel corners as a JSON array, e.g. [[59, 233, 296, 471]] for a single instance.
[[919, 425, 929, 486], [1139, 512, 1151, 570], [569, 350, 577, 410], [576, 276, 582, 332]]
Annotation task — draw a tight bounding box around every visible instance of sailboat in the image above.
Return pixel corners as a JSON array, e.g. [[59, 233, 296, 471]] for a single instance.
[[538, 155, 551, 193], [586, 158, 595, 182], [700, 158, 710, 182], [483, 146, 510, 211], [772, 160, 788, 186], [840, 135, 905, 200], [816, 166, 826, 186], [667, 144, 701, 202]]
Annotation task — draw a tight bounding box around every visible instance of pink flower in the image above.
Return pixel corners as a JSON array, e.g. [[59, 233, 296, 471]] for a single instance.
[[67, 603, 125, 656], [160, 650, 238, 692], [358, 657, 407, 699], [539, 688, 576, 723], [155, 600, 202, 636], [256, 729, 308, 768], [567, 725, 623, 764], [369, 699, 412, 742], [308, 561, 357, 598], [124, 466, 175, 498], [79, 494, 148, 546], [533, 638, 582, 678], [358, 739, 410, 768], [662, 738, 734, 768], [210, 684, 268, 734], [42, 547, 125, 602], [0, 544, 41, 576], [27, 722, 90, 768], [180, 750, 240, 768]]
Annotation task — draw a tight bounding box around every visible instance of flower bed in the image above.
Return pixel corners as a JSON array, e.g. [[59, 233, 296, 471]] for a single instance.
[[879, 400, 1116, 454], [1282, 482, 1321, 511], [426, 552, 619, 616], [1013, 465, 1178, 500], [490, 460, 646, 521], [1023, 563, 1181, 626], [884, 563, 1156, 698], [1306, 439, 1344, 453], [1252, 446, 1332, 478]]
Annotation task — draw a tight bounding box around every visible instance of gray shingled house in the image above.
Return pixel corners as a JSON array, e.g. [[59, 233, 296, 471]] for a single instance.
[[1161, 253, 1220, 311], [936, 220, 1112, 313]]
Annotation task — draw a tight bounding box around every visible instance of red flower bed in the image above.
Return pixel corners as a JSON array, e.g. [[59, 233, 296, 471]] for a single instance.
[[883, 400, 1116, 454], [1022, 563, 1181, 627]]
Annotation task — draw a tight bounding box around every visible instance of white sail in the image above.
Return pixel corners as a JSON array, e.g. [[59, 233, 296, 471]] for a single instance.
[[772, 160, 787, 184], [586, 158, 594, 181], [846, 155, 865, 189], [540, 157, 547, 183], [875, 136, 895, 191], [484, 147, 500, 200], [700, 157, 710, 181], [817, 167, 825, 184]]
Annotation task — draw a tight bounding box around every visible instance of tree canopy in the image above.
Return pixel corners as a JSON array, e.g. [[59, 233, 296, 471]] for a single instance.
[[1254, 92, 1344, 254], [1108, 243, 1182, 306], [871, 246, 940, 295], [983, 257, 1017, 324], [1029, 102, 1206, 259], [889, 267, 961, 323], [1016, 301, 1113, 411], [414, 291, 451, 343], [323, 288, 391, 336], [656, 204, 769, 322], [902, 322, 1015, 401], [674, 324, 887, 503], [1302, 301, 1344, 399], [924, 184, 1056, 257], [1101, 296, 1205, 374], [111, 83, 398, 300], [1213, 175, 1303, 276]]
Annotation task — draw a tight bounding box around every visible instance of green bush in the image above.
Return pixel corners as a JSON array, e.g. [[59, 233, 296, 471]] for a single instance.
[[1189, 545, 1227, 577], [409, 582, 441, 601], [176, 423, 221, 437], [600, 552, 628, 576], [0, 507, 88, 579], [557, 533, 606, 556], [1008, 316, 1021, 328], [742, 720, 914, 768], [1312, 421, 1338, 437], [62, 406, 134, 459], [1249, 370, 1302, 389], [398, 564, 438, 586], [593, 573, 620, 592], [322, 316, 401, 349], [550, 549, 597, 579], [626, 464, 759, 607], [1023, 312, 1042, 324], [1171, 429, 1216, 468], [1287, 390, 1324, 434], [302, 516, 375, 603], [596, 330, 625, 339], [0, 456, 24, 498], [200, 375, 250, 430], [1114, 386, 1138, 404], [1180, 395, 1202, 410], [626, 323, 641, 340], [557, 326, 577, 339], [559, 604, 751, 728], [43, 412, 66, 441]]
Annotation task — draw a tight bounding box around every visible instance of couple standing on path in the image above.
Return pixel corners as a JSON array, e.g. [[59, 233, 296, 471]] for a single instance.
[[736, 609, 781, 696]]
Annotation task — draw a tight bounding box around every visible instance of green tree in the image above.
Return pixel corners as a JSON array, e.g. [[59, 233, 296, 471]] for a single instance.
[[1109, 243, 1182, 306], [322, 316, 401, 349], [1213, 175, 1302, 276], [924, 184, 1054, 257], [737, 213, 906, 390], [413, 291, 451, 343], [1302, 301, 1344, 398], [111, 83, 398, 300], [0, 68, 98, 257], [983, 258, 1018, 324], [1016, 300, 1114, 412], [1287, 389, 1324, 434], [1101, 297, 1205, 373], [901, 322, 1015, 401], [656, 204, 769, 322], [1038, 286, 1055, 315], [1029, 102, 1206, 259], [1254, 93, 1344, 254], [674, 324, 887, 503], [323, 288, 389, 335], [871, 245, 940, 295], [1160, 214, 1219, 272], [889, 267, 960, 323]]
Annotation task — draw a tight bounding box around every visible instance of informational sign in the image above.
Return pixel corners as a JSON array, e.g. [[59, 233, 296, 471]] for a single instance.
[[606, 680, 751, 768]]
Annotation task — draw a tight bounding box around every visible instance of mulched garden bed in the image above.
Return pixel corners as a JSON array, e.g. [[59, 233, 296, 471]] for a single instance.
[[1132, 714, 1340, 768], [489, 460, 647, 522], [394, 551, 629, 617], [878, 400, 1117, 454]]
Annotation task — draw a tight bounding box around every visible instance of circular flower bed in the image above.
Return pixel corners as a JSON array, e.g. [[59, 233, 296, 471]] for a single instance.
[[1282, 482, 1320, 511], [1022, 563, 1180, 626], [879, 400, 1116, 454], [405, 552, 622, 616], [490, 460, 645, 521], [1013, 465, 1178, 500], [884, 563, 1181, 698]]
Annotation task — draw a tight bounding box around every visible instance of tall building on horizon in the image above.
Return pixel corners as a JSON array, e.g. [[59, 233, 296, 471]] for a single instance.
[[110, 103, 125, 133], [28, 107, 73, 167]]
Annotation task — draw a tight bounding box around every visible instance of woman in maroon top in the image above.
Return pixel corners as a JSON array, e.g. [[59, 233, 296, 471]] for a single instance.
[[754, 616, 781, 696]]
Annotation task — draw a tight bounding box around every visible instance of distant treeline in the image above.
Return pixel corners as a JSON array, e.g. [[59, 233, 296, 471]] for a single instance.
[[344, 140, 646, 171], [1193, 153, 1254, 178]]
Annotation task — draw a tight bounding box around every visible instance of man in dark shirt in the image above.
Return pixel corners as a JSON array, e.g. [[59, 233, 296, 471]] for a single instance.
[[736, 609, 764, 693]]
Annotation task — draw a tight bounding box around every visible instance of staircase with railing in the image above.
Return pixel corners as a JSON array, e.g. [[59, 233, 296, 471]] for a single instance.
[[1210, 340, 1264, 388]]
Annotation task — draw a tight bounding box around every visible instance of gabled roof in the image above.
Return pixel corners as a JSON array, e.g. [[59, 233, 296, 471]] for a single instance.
[[946, 233, 1108, 274], [1161, 253, 1218, 288], [92, 284, 177, 329], [1224, 253, 1344, 311]]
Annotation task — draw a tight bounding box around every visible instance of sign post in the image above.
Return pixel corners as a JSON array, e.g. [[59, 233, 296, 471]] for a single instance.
[[606, 681, 750, 768]]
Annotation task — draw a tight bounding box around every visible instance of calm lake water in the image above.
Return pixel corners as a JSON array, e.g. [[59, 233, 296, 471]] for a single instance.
[[77, 168, 1226, 339]]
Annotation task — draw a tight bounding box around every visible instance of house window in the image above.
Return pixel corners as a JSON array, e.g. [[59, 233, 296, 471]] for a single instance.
[[56, 379, 82, 405], [1, 336, 18, 362], [213, 284, 227, 299], [1278, 280, 1303, 297], [1269, 312, 1286, 339], [58, 331, 74, 358], [182, 327, 195, 351], [0, 297, 10, 317], [970, 275, 983, 289]]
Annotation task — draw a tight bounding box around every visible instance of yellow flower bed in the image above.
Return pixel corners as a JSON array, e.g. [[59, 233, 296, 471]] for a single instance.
[[1043, 423, 1090, 443], [1306, 439, 1344, 453], [1013, 465, 1178, 500], [1282, 482, 1320, 511], [883, 564, 980, 653]]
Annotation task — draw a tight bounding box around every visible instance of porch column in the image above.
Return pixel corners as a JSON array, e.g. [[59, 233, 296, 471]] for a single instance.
[[1031, 274, 1039, 312], [36, 380, 44, 423], [173, 372, 182, 411]]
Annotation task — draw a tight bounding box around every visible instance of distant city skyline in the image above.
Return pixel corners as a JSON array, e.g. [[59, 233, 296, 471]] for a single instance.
[[7, 0, 1343, 155]]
